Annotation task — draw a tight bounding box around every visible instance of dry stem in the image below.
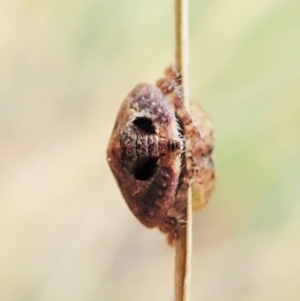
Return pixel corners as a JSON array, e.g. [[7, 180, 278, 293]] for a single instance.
[[174, 1, 192, 301]]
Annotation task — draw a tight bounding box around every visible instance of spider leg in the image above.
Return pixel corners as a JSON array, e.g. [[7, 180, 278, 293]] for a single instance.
[[156, 68, 201, 141], [163, 149, 196, 245], [157, 66, 215, 244], [157, 66, 205, 198]]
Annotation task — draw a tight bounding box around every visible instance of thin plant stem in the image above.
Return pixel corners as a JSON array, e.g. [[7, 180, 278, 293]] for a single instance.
[[174, 1, 192, 301]]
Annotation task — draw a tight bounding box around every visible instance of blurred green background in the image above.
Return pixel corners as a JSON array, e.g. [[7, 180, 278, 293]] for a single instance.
[[1, 0, 300, 300]]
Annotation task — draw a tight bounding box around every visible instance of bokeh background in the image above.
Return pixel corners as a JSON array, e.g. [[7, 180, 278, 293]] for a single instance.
[[1, 0, 300, 300]]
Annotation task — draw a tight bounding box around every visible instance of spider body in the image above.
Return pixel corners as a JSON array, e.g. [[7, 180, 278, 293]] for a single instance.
[[107, 67, 215, 244]]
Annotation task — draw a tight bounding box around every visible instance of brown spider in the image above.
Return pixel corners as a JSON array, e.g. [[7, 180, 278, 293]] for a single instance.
[[107, 66, 215, 245]]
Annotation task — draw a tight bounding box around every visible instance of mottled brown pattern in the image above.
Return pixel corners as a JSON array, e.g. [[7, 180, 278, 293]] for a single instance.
[[107, 67, 215, 244]]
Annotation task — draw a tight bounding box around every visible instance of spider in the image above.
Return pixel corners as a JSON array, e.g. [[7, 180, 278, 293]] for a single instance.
[[107, 66, 215, 244]]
